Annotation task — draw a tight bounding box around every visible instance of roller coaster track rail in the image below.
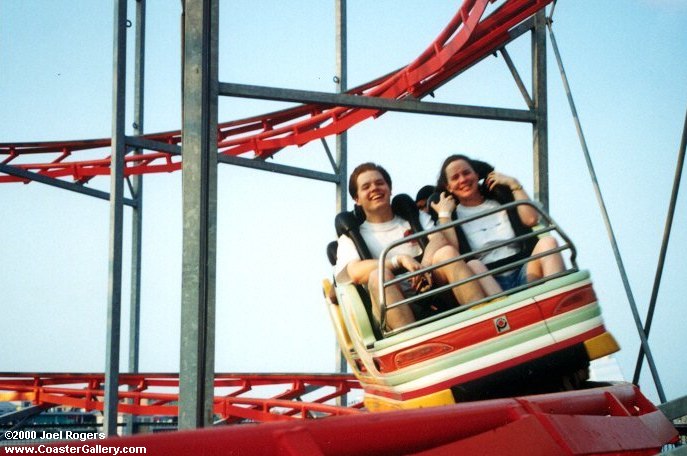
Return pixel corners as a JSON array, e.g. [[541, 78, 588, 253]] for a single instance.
[[0, 373, 363, 425], [0, 0, 552, 185], [0, 376, 681, 455]]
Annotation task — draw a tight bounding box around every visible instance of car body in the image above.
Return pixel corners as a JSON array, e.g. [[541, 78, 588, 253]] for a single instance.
[[324, 200, 619, 411]]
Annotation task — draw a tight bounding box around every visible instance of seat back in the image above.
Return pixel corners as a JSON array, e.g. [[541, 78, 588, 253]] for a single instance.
[[326, 240, 338, 266]]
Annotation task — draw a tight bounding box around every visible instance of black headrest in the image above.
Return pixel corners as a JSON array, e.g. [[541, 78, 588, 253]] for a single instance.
[[353, 205, 366, 224], [426, 192, 442, 221], [335, 211, 359, 237], [335, 211, 372, 260], [472, 159, 500, 196], [391, 193, 419, 223], [326, 240, 338, 266], [415, 185, 435, 203], [470, 159, 517, 203], [392, 193, 428, 250]]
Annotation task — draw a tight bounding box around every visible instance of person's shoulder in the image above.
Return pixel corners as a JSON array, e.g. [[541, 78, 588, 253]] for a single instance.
[[336, 233, 355, 246], [333, 235, 358, 283]]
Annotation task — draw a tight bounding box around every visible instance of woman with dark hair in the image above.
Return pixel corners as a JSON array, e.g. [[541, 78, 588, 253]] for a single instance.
[[431, 154, 564, 291]]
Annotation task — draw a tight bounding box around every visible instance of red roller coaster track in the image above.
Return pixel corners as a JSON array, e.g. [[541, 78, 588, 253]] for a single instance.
[[0, 377, 678, 455], [0, 373, 362, 424], [0, 0, 551, 184]]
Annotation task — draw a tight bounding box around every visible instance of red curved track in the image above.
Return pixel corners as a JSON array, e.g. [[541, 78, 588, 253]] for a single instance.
[[0, 373, 362, 424], [0, 0, 551, 184]]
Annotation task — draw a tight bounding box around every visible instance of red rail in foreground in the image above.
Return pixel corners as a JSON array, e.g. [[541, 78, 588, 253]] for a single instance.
[[0, 382, 678, 455]]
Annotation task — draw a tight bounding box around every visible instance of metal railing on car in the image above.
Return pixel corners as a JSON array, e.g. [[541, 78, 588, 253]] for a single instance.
[[378, 200, 578, 337]]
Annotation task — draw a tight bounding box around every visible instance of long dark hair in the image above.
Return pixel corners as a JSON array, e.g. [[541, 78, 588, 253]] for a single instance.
[[435, 154, 493, 195]]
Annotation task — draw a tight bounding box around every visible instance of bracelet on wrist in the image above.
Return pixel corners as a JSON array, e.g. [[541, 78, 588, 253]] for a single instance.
[[438, 211, 452, 219], [510, 184, 523, 192]]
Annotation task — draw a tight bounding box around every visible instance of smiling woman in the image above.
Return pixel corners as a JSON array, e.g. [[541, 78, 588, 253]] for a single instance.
[[431, 154, 565, 291]]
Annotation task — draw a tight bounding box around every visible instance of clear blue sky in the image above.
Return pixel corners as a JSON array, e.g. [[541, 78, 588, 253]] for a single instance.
[[1, 1, 685, 404]]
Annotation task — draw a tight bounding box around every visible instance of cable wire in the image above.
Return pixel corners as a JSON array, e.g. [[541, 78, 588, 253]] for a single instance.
[[546, 11, 666, 402]]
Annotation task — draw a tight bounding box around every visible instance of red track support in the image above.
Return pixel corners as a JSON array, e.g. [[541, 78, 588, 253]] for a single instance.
[[0, 0, 553, 184], [0, 383, 677, 455], [0, 373, 363, 423]]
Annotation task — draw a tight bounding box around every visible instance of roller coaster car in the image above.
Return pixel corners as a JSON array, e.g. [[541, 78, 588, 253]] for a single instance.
[[323, 194, 619, 412]]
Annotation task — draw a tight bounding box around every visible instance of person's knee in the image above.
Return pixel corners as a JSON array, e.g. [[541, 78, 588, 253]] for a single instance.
[[537, 236, 558, 252], [432, 244, 459, 264], [467, 259, 488, 274]]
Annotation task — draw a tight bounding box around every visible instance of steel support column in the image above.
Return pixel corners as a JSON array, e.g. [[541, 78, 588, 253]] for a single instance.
[[532, 10, 548, 210], [335, 0, 348, 214], [179, 0, 218, 429], [334, 0, 348, 389], [104, 0, 128, 437], [126, 0, 146, 436]]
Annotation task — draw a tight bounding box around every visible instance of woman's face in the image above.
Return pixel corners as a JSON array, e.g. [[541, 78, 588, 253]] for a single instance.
[[445, 159, 480, 201]]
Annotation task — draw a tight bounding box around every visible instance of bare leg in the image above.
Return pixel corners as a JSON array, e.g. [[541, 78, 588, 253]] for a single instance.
[[423, 241, 485, 305], [368, 267, 415, 330], [526, 237, 565, 281], [467, 259, 502, 296]]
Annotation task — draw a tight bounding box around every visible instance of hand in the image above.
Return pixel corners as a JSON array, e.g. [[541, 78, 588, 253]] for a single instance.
[[412, 272, 433, 293], [395, 254, 419, 272], [430, 191, 456, 217], [485, 171, 519, 192], [397, 255, 432, 293]]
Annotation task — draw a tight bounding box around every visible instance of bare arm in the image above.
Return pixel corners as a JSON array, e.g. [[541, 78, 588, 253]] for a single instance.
[[346, 259, 383, 285], [430, 192, 460, 248], [486, 171, 539, 226], [346, 255, 421, 285]]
